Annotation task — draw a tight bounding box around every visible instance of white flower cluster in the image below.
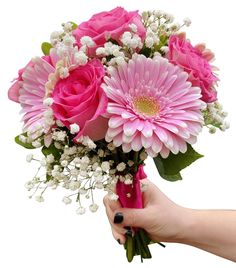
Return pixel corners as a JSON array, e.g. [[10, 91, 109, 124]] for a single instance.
[[95, 24, 143, 68], [120, 31, 143, 50], [70, 123, 80, 134], [96, 41, 128, 67], [55, 38, 88, 73], [80, 36, 95, 48], [50, 30, 63, 46], [18, 134, 30, 144], [50, 22, 75, 45], [24, 109, 55, 141], [19, 131, 45, 149], [43, 108, 55, 132], [23, 129, 147, 214], [76, 135, 97, 149], [45, 34, 88, 98], [145, 28, 160, 48], [48, 22, 90, 84], [141, 10, 191, 55], [52, 129, 67, 142], [203, 101, 230, 133], [96, 41, 122, 56]]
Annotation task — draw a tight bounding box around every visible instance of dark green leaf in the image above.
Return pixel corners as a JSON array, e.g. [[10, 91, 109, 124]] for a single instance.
[[46, 173, 53, 182], [41, 144, 61, 160], [139, 46, 152, 57], [41, 42, 52, 55], [138, 230, 152, 259], [153, 144, 203, 181], [125, 235, 134, 262], [106, 55, 114, 62], [15, 134, 35, 149]]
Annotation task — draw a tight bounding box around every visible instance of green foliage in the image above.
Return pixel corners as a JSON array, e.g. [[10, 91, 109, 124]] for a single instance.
[[154, 35, 168, 52], [15, 134, 35, 149], [153, 144, 203, 181], [41, 144, 62, 182], [41, 143, 62, 160], [41, 42, 52, 55], [139, 45, 152, 57], [139, 35, 168, 57], [124, 228, 160, 262], [69, 21, 78, 30]]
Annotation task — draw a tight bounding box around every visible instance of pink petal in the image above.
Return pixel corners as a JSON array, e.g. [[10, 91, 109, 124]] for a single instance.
[[122, 143, 132, 153], [112, 132, 123, 147], [109, 116, 126, 128], [141, 121, 153, 138], [8, 81, 21, 103], [123, 119, 141, 136], [131, 132, 143, 151], [141, 134, 153, 148], [160, 146, 170, 159]]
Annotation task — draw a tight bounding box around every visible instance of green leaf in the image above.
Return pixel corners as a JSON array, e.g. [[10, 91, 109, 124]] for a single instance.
[[69, 21, 78, 30], [46, 173, 53, 182], [41, 42, 52, 55], [138, 230, 152, 259], [153, 144, 203, 181], [15, 134, 35, 149], [154, 34, 168, 52], [160, 35, 168, 45], [41, 144, 61, 160], [125, 235, 134, 262], [139, 46, 152, 57], [154, 159, 183, 181]]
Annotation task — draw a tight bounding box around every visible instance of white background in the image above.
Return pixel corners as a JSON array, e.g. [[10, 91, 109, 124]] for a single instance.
[[0, 0, 235, 267]]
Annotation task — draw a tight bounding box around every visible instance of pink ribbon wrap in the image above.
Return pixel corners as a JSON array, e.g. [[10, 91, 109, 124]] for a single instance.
[[116, 165, 147, 209]]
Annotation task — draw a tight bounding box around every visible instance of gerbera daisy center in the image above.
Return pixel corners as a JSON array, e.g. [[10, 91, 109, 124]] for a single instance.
[[133, 96, 160, 117]]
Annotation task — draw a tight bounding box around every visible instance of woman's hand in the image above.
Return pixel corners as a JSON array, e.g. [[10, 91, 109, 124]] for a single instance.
[[103, 179, 188, 244], [103, 179, 236, 262]]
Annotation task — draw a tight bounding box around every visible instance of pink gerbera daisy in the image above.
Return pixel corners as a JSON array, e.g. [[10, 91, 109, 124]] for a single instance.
[[103, 54, 205, 158], [19, 57, 55, 139]]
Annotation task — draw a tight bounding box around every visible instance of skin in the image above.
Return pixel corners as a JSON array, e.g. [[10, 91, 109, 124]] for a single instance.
[[103, 179, 236, 262]]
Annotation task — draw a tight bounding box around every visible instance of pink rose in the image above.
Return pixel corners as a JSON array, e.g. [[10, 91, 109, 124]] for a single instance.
[[73, 7, 146, 52], [51, 59, 108, 141], [167, 34, 218, 103], [8, 55, 53, 103]]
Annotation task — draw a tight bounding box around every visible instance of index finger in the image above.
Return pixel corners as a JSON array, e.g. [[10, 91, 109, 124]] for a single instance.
[[103, 194, 122, 212]]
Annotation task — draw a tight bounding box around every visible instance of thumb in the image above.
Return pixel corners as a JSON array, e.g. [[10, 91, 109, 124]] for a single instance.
[[113, 207, 148, 228]]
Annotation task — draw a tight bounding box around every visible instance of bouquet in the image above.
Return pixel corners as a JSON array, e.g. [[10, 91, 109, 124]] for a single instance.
[[8, 7, 229, 262]]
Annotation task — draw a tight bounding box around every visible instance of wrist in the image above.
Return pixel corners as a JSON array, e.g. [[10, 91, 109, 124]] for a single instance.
[[171, 206, 198, 244]]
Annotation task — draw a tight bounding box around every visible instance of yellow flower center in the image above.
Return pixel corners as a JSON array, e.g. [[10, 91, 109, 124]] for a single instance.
[[133, 96, 160, 117]]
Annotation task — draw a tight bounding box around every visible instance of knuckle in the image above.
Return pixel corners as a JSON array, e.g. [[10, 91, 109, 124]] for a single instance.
[[122, 210, 135, 227], [127, 209, 143, 227], [129, 210, 136, 226]]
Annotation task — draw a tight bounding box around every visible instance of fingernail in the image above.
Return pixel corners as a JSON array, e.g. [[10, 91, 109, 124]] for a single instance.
[[114, 212, 123, 224], [125, 230, 133, 237], [117, 239, 121, 244], [124, 226, 131, 231]]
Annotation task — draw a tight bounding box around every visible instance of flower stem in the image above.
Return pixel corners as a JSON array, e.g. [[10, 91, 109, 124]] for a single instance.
[[133, 151, 139, 173], [124, 229, 165, 262], [125, 234, 134, 262]]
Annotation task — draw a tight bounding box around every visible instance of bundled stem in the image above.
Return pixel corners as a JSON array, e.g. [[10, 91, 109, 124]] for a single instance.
[[124, 228, 164, 262]]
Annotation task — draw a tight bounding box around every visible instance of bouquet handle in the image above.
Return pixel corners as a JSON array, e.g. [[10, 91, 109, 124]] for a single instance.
[[116, 165, 165, 262]]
